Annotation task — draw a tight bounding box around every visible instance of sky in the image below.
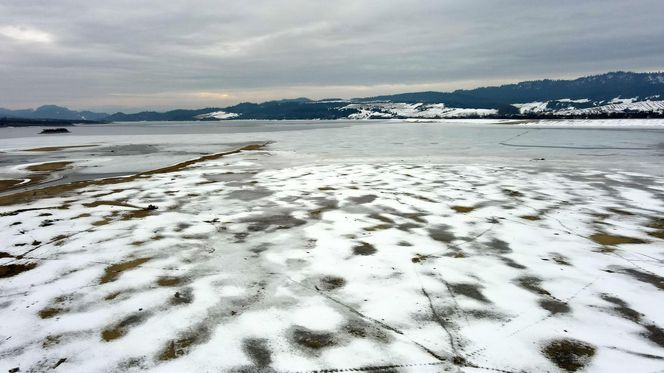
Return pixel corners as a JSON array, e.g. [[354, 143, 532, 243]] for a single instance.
[[1, 0, 664, 112]]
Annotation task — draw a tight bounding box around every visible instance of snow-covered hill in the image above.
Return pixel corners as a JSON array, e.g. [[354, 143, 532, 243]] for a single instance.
[[512, 97, 664, 116], [193, 110, 239, 120], [344, 103, 497, 119], [557, 100, 664, 115]]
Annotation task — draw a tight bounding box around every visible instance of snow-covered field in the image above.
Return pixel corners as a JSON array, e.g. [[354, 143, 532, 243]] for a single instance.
[[194, 111, 239, 120], [1, 122, 664, 372], [344, 103, 498, 119], [557, 100, 664, 116], [513, 98, 664, 116], [343, 97, 664, 119]]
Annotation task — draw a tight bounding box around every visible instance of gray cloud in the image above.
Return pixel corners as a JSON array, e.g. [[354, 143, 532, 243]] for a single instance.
[[1, 0, 663, 111]]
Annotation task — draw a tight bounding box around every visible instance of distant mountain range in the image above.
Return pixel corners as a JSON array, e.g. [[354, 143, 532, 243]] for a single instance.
[[0, 105, 108, 121], [2, 71, 664, 122]]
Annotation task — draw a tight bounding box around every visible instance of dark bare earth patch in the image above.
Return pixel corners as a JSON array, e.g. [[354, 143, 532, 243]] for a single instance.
[[291, 327, 337, 350], [100, 257, 151, 284], [171, 288, 194, 305], [227, 189, 273, 201], [308, 199, 339, 219], [539, 299, 571, 315], [500, 257, 527, 270], [429, 225, 455, 243], [643, 324, 664, 348], [159, 336, 197, 360], [102, 313, 149, 341], [353, 242, 377, 256], [39, 307, 66, 319], [621, 268, 664, 290], [343, 319, 391, 343], [369, 213, 394, 224], [601, 294, 642, 322], [449, 283, 490, 303], [105, 291, 122, 301], [363, 223, 392, 232], [451, 205, 475, 213], [542, 338, 596, 372], [590, 233, 647, 246], [349, 195, 377, 204], [517, 276, 551, 296], [503, 189, 524, 197], [158, 322, 213, 361], [607, 207, 634, 216], [83, 200, 140, 209], [411, 254, 434, 263], [157, 276, 184, 287], [42, 335, 61, 348], [242, 338, 272, 367], [551, 254, 571, 266], [465, 309, 509, 321], [486, 239, 511, 254], [244, 213, 306, 232], [0, 262, 37, 278], [318, 275, 346, 291], [647, 218, 664, 239]]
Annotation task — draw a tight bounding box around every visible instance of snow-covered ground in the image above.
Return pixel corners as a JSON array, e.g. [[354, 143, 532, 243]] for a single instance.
[[513, 98, 664, 116], [340, 96, 664, 119], [1, 132, 664, 372], [513, 101, 550, 114], [345, 103, 497, 119], [194, 110, 239, 120], [518, 118, 664, 128], [1, 121, 664, 372], [557, 100, 664, 116]]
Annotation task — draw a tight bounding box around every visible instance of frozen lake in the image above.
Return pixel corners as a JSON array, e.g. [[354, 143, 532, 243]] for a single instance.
[[2, 119, 664, 191], [1, 120, 664, 373]]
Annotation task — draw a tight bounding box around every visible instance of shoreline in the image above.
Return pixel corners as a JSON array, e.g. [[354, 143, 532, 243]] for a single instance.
[[0, 142, 271, 206]]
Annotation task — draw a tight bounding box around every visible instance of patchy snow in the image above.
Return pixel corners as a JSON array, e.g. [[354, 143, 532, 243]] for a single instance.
[[512, 101, 550, 114], [350, 98, 664, 118], [194, 111, 239, 120], [609, 97, 638, 105], [345, 103, 497, 119], [1, 141, 663, 372], [557, 98, 591, 103], [512, 98, 664, 116], [557, 100, 664, 116], [518, 118, 664, 127]]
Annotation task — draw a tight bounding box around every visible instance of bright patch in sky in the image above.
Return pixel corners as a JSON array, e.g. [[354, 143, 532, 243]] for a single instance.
[[0, 25, 53, 43]]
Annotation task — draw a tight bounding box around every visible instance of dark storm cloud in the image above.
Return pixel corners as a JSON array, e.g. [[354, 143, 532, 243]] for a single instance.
[[1, 0, 663, 111]]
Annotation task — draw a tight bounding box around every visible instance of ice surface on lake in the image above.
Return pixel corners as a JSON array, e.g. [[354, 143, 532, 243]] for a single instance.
[[1, 120, 664, 372]]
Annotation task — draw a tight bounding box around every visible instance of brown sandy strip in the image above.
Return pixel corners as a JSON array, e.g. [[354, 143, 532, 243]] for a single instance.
[[0, 142, 270, 206], [26, 161, 73, 172], [23, 145, 98, 152], [0, 175, 48, 194], [0, 179, 24, 191]]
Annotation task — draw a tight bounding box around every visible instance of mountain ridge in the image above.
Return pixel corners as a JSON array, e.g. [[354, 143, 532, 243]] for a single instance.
[[2, 71, 664, 121]]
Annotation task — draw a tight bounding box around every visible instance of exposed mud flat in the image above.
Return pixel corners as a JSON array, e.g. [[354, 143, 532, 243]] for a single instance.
[[1, 144, 664, 373], [542, 339, 596, 372], [25, 161, 73, 172], [23, 145, 98, 152], [0, 179, 24, 192]]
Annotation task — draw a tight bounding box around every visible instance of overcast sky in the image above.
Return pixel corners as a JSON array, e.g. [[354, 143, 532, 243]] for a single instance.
[[1, 0, 663, 112]]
